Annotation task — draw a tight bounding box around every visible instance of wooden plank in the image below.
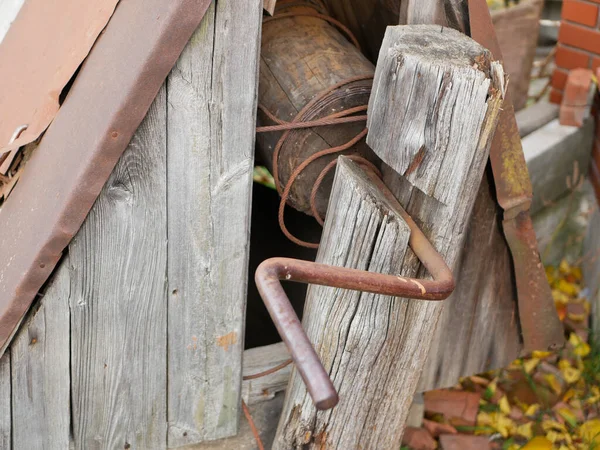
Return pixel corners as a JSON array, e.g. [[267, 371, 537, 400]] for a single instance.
[[166, 0, 262, 445], [273, 157, 412, 449], [69, 87, 168, 449], [398, 0, 521, 392], [273, 26, 504, 449], [10, 260, 71, 449], [242, 342, 291, 406], [0, 352, 10, 449]]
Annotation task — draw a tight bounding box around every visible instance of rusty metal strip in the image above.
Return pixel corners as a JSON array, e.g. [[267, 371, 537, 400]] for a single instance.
[[255, 167, 455, 409], [468, 0, 564, 352], [0, 0, 212, 354]]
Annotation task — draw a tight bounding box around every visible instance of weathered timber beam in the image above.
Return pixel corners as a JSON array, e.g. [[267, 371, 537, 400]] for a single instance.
[[399, 1, 521, 392], [166, 0, 263, 445], [271, 25, 505, 450]]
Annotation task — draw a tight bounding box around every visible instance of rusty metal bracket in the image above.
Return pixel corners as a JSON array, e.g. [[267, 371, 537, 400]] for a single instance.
[[468, 0, 565, 353], [255, 169, 455, 410]]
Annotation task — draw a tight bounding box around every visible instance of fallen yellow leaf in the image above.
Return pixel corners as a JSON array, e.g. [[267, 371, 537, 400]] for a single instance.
[[561, 366, 581, 384], [525, 404, 541, 417], [521, 436, 553, 449], [579, 419, 600, 445], [499, 395, 511, 414], [516, 422, 534, 439], [524, 358, 540, 374], [544, 373, 564, 395], [533, 351, 553, 359], [557, 407, 578, 427], [569, 333, 590, 358], [559, 260, 571, 275], [542, 420, 568, 433], [558, 279, 579, 296]]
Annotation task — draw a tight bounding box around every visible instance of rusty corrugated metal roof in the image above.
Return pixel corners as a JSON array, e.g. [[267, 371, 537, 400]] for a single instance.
[[0, 0, 212, 353], [0, 0, 120, 171]]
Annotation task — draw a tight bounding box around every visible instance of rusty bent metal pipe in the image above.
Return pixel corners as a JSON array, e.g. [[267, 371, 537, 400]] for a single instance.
[[255, 175, 454, 410]]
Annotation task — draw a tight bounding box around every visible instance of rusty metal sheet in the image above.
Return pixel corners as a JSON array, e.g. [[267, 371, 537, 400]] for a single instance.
[[0, 0, 212, 353], [0, 0, 121, 172], [469, 0, 564, 352]]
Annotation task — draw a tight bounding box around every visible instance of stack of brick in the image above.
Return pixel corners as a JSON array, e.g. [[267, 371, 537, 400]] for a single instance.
[[550, 0, 600, 104], [550, 1, 600, 202]]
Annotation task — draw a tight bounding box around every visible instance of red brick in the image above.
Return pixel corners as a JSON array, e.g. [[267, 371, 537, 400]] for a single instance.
[[560, 68, 594, 126], [402, 427, 437, 450], [550, 88, 564, 104], [593, 57, 600, 73], [562, 0, 599, 27], [424, 390, 481, 425], [551, 68, 570, 90], [556, 45, 591, 69], [558, 22, 600, 55], [439, 434, 491, 450]]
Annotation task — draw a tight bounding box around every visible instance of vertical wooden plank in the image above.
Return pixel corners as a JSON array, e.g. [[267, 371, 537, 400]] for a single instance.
[[399, 0, 521, 392], [166, 0, 262, 445], [274, 26, 504, 449], [70, 87, 167, 449], [273, 158, 412, 450], [0, 352, 10, 449], [10, 260, 71, 449]]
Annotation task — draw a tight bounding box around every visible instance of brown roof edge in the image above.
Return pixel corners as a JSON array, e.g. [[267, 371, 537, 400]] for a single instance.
[[0, 0, 212, 353]]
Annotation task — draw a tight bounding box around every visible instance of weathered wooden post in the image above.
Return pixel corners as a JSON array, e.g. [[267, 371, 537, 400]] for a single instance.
[[273, 25, 505, 449], [397, 0, 521, 391]]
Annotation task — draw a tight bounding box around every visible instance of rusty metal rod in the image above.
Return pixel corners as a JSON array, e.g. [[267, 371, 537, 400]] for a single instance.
[[255, 168, 455, 410]]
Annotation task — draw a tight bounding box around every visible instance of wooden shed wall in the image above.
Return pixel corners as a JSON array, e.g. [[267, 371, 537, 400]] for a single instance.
[[0, 1, 262, 448]]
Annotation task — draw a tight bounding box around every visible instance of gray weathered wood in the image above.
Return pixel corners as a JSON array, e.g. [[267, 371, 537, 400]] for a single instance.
[[0, 352, 10, 449], [166, 0, 262, 445], [396, 4, 521, 393], [242, 342, 291, 406], [274, 25, 504, 448], [69, 87, 168, 449], [10, 260, 70, 449], [274, 157, 412, 449], [367, 26, 502, 207]]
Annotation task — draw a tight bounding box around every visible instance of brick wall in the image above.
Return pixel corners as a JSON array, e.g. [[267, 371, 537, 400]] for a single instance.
[[550, 0, 600, 104], [550, 1, 600, 202], [593, 81, 600, 200]]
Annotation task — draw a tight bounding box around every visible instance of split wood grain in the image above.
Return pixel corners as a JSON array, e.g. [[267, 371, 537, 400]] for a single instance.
[[275, 25, 504, 449], [398, 4, 521, 392], [0, 353, 9, 449], [367, 26, 502, 207], [273, 157, 412, 450], [69, 87, 168, 449], [166, 0, 262, 445], [10, 262, 70, 449]]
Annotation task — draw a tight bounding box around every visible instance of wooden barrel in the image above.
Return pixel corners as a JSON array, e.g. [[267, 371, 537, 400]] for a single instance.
[[256, 0, 377, 219]]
